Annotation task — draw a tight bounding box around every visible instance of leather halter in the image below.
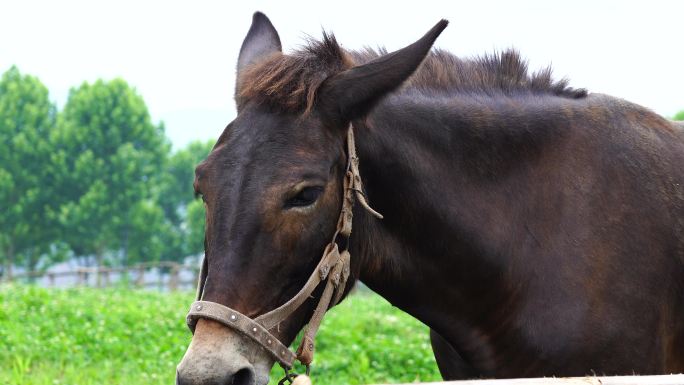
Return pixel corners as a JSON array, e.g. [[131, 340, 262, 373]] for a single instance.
[[186, 125, 382, 370]]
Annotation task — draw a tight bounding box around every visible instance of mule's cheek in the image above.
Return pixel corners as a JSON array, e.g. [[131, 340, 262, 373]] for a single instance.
[[177, 319, 275, 385]]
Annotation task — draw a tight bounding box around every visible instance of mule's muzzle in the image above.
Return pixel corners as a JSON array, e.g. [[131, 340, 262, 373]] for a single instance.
[[176, 319, 272, 385]]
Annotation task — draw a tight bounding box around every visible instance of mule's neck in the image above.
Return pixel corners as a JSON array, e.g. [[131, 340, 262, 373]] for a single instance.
[[348, 93, 571, 343]]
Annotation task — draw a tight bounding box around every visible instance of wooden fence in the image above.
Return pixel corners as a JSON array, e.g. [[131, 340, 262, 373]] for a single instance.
[[2, 261, 200, 291], [386, 375, 684, 385]]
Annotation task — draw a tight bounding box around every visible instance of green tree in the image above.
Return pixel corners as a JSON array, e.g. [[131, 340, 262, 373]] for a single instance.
[[125, 200, 172, 264], [0, 66, 58, 277], [52, 79, 170, 267], [185, 198, 206, 257], [156, 140, 213, 261], [674, 110, 684, 121]]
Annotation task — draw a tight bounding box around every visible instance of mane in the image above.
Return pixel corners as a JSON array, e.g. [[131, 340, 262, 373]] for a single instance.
[[237, 33, 587, 113]]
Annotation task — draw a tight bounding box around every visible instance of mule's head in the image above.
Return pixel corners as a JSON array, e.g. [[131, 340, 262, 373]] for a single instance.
[[176, 12, 446, 385]]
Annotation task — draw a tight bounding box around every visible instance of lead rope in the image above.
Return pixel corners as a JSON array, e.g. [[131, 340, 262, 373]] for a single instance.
[[279, 126, 382, 385]]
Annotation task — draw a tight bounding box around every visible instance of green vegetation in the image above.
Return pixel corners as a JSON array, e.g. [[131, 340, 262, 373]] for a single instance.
[[0, 285, 440, 385], [0, 66, 214, 275], [674, 110, 684, 121]]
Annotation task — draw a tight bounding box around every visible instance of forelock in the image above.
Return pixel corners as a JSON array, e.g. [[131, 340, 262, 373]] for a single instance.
[[237, 32, 354, 114]]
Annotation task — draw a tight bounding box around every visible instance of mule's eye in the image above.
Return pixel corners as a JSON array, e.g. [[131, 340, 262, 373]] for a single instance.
[[286, 186, 324, 208]]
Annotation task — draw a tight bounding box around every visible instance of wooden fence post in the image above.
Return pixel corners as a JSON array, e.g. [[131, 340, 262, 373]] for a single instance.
[[136, 266, 145, 287], [169, 264, 180, 291], [102, 270, 110, 287]]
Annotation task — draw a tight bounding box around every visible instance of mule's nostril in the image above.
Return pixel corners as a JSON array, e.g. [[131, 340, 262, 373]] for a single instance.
[[176, 365, 254, 385], [230, 368, 255, 385]]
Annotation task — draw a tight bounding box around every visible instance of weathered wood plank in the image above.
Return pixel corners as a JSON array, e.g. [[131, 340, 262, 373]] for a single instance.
[[384, 374, 684, 385]]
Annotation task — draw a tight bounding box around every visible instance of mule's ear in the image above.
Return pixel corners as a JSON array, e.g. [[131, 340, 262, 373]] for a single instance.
[[237, 12, 282, 84], [318, 19, 448, 124]]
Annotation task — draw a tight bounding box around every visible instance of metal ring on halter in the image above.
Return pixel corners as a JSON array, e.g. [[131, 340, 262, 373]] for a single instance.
[[278, 368, 295, 385], [277, 365, 310, 385]]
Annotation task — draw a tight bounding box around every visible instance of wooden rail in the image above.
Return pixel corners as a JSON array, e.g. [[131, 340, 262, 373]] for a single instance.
[[385, 375, 684, 385], [2, 261, 200, 291]]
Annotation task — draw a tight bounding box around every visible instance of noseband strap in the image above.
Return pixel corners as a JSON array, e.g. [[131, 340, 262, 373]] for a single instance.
[[187, 300, 298, 366], [186, 125, 382, 370]]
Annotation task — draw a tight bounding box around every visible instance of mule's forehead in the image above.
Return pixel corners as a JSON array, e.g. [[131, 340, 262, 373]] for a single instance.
[[204, 107, 340, 182]]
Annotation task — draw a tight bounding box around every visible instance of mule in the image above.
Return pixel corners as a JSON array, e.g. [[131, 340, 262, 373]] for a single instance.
[[176, 12, 684, 385]]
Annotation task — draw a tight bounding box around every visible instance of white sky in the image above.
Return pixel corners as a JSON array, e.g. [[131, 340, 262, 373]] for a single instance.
[[2, 0, 683, 150]]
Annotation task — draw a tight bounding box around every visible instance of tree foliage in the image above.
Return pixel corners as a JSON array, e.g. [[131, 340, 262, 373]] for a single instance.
[[0, 66, 58, 275], [52, 78, 170, 266], [674, 110, 684, 121], [156, 140, 213, 261], [0, 66, 214, 272]]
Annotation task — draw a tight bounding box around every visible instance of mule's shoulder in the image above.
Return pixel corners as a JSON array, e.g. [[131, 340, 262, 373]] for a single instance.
[[672, 120, 684, 144]]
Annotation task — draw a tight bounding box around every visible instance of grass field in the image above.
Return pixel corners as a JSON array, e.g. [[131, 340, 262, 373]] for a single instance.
[[0, 284, 441, 385]]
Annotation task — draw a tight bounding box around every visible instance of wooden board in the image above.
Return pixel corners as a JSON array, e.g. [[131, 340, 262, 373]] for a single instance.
[[382, 374, 684, 385]]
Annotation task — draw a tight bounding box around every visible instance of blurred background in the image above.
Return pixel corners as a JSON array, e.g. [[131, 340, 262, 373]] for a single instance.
[[1, 1, 682, 384]]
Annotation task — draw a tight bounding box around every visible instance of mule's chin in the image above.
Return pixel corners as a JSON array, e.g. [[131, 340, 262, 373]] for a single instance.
[[253, 364, 274, 385], [251, 356, 275, 385], [176, 319, 275, 385]]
